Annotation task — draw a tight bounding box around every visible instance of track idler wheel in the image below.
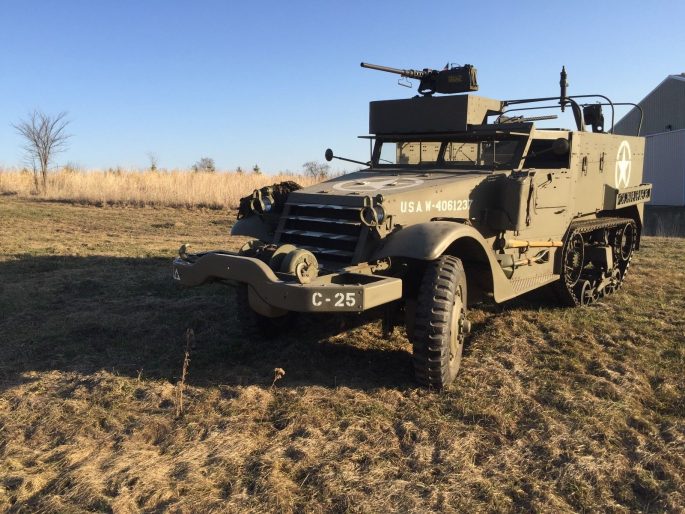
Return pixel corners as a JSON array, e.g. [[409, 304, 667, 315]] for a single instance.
[[616, 222, 636, 263]]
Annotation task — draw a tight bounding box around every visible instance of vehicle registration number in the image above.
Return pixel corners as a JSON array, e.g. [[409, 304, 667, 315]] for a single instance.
[[311, 290, 360, 309]]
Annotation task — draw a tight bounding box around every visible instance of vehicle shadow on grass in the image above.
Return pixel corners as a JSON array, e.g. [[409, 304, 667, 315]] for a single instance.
[[0, 254, 415, 393]]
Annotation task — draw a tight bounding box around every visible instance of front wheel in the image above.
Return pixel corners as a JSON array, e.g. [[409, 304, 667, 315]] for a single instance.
[[411, 255, 469, 389], [236, 284, 297, 339]]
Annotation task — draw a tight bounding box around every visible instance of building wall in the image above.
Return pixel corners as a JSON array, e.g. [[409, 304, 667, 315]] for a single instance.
[[643, 205, 685, 237], [644, 129, 685, 206], [615, 76, 685, 136]]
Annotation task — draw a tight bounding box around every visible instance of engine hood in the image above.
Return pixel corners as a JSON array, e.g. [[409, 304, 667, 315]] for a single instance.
[[289, 169, 493, 224], [296, 169, 489, 196]]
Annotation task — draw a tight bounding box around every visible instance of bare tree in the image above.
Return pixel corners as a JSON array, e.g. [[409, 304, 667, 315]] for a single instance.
[[13, 110, 71, 191], [192, 157, 216, 173], [147, 152, 158, 172], [302, 161, 330, 180]]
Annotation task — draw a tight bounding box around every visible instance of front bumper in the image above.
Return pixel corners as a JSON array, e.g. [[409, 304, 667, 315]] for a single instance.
[[172, 251, 402, 313]]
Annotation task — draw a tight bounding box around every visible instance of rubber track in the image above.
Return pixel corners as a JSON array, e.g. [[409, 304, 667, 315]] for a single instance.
[[412, 255, 465, 389], [557, 217, 637, 306]]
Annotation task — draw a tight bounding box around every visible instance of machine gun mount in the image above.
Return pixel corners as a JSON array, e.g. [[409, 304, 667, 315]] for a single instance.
[[360, 62, 478, 96]]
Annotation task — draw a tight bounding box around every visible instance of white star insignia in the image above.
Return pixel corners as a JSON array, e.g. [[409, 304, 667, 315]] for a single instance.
[[615, 141, 631, 188]]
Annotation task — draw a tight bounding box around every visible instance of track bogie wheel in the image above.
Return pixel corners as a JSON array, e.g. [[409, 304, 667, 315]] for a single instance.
[[579, 280, 598, 306], [603, 268, 621, 296]]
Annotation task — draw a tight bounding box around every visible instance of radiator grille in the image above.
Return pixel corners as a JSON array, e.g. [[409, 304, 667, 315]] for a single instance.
[[276, 203, 364, 263]]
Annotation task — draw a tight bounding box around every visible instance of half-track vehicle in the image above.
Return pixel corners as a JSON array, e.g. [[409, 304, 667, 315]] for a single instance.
[[173, 63, 652, 389]]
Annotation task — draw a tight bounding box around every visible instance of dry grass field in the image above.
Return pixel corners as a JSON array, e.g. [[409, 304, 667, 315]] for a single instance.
[[0, 196, 683, 513], [0, 169, 318, 210]]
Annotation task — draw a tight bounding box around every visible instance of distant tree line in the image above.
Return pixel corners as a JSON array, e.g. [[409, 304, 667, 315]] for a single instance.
[[192, 157, 216, 173], [12, 109, 333, 188], [302, 161, 329, 179]]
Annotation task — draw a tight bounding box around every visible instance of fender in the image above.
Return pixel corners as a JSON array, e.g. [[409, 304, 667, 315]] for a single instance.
[[371, 221, 515, 303], [231, 216, 273, 242]]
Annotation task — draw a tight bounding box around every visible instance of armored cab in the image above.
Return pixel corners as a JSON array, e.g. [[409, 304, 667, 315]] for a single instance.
[[172, 64, 651, 389]]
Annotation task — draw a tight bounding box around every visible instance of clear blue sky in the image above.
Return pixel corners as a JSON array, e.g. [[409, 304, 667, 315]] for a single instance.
[[1, 0, 683, 174]]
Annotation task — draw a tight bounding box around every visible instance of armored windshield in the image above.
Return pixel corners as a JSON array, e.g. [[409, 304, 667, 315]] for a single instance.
[[373, 135, 525, 171]]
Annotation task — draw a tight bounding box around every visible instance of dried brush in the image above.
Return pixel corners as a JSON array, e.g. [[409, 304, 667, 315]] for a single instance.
[[175, 328, 194, 417]]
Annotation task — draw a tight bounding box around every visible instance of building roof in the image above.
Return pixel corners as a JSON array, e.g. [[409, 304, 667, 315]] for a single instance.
[[614, 74, 685, 136], [640, 74, 685, 97]]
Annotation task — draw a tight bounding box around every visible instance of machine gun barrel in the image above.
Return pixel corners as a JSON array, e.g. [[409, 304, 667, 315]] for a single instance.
[[360, 62, 427, 80]]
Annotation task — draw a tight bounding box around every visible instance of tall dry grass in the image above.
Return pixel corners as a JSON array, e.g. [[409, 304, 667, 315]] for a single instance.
[[0, 168, 318, 209]]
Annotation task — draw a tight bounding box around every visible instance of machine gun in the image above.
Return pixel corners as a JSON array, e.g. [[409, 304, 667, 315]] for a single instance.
[[360, 62, 478, 96]]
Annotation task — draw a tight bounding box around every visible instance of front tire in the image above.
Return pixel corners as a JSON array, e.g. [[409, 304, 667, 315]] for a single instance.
[[236, 284, 297, 339], [411, 255, 469, 389]]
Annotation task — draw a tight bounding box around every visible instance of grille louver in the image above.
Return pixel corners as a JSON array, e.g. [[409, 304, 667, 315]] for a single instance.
[[276, 203, 364, 264]]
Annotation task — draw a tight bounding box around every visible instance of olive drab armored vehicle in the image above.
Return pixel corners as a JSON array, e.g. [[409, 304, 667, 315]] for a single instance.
[[173, 63, 652, 389]]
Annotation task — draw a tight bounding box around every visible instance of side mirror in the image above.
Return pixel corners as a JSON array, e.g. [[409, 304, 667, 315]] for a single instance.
[[321, 149, 368, 167], [552, 138, 570, 156]]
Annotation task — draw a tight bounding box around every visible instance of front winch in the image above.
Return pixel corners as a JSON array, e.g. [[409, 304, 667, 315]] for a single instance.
[[240, 241, 320, 284]]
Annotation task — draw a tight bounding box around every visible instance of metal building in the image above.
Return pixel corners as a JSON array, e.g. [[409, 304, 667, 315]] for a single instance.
[[615, 74, 685, 136], [644, 129, 685, 206], [615, 74, 685, 211]]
